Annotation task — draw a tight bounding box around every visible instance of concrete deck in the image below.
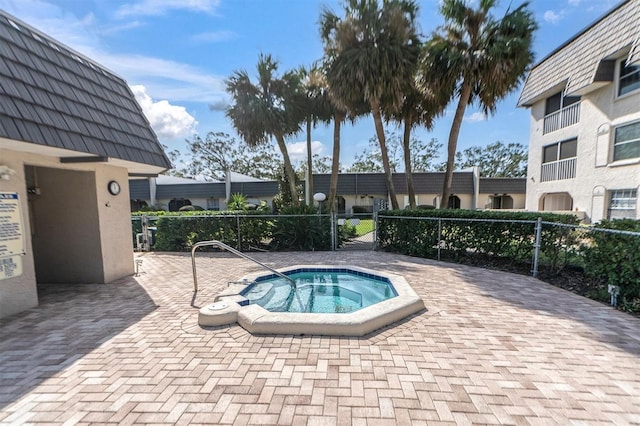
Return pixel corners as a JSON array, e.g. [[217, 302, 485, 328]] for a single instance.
[[1, 251, 639, 425]]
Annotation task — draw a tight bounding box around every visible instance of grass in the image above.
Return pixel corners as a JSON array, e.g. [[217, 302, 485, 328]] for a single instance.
[[351, 219, 374, 237]]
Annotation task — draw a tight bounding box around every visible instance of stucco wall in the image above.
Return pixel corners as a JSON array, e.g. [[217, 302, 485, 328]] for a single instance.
[[0, 148, 134, 319], [525, 81, 640, 223], [477, 193, 526, 210], [95, 167, 135, 283]]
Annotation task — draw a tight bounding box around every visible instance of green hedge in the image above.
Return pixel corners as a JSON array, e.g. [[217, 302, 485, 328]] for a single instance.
[[134, 208, 340, 252], [582, 219, 640, 312], [377, 209, 579, 272]]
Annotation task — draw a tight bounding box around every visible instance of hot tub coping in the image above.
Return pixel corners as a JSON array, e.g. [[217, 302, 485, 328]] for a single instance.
[[234, 265, 425, 336]]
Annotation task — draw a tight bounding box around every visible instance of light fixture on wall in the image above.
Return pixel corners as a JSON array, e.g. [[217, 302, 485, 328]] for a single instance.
[[0, 165, 16, 181]]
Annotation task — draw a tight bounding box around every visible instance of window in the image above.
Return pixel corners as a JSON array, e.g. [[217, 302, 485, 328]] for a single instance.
[[544, 92, 580, 115], [543, 138, 577, 163], [613, 121, 640, 161], [541, 139, 577, 182], [619, 61, 640, 96], [608, 189, 637, 220]]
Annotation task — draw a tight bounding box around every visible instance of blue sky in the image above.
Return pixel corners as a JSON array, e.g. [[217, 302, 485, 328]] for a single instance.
[[0, 0, 620, 170]]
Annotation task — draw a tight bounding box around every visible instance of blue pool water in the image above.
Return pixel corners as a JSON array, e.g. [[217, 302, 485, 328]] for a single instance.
[[239, 269, 397, 313]]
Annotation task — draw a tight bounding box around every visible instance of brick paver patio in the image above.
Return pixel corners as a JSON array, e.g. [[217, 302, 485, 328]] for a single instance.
[[1, 251, 639, 425]]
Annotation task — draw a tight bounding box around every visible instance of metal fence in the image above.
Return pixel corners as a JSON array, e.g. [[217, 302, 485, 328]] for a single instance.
[[131, 213, 377, 253], [376, 215, 640, 278], [132, 213, 640, 275]]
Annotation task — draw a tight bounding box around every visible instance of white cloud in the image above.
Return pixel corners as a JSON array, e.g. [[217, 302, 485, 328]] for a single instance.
[[286, 141, 324, 162], [191, 30, 236, 43], [99, 20, 146, 36], [131, 85, 198, 139], [115, 0, 220, 18], [543, 10, 563, 24], [464, 112, 486, 123]]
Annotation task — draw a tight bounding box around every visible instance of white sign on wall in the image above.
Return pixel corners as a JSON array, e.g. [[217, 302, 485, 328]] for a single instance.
[[0, 192, 25, 280], [0, 256, 22, 280]]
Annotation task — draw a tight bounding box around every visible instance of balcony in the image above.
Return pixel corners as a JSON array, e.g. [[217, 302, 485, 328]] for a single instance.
[[543, 102, 580, 134], [541, 157, 576, 182]]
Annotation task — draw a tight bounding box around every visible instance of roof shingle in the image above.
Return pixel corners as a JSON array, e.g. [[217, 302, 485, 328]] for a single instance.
[[518, 0, 640, 107], [0, 10, 171, 170]]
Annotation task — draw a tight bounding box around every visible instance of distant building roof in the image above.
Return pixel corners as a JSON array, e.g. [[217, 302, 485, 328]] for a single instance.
[[479, 177, 526, 194], [156, 175, 205, 185], [0, 10, 171, 172], [518, 0, 640, 107], [227, 171, 266, 183]]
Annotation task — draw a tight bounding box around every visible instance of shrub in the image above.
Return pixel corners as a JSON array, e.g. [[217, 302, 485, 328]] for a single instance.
[[228, 193, 247, 211], [377, 209, 579, 272], [270, 205, 332, 251], [582, 219, 640, 312]]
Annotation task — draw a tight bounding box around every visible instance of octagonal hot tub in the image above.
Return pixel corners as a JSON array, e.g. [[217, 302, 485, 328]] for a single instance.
[[199, 265, 425, 336]]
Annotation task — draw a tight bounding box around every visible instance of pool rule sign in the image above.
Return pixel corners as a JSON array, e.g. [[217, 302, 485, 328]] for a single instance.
[[0, 193, 24, 280]]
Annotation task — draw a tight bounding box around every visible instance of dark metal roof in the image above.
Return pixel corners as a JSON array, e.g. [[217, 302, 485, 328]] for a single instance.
[[130, 173, 525, 201], [0, 10, 171, 170], [156, 183, 226, 199], [312, 172, 476, 195], [479, 178, 526, 194], [132, 179, 280, 200], [129, 179, 151, 200]]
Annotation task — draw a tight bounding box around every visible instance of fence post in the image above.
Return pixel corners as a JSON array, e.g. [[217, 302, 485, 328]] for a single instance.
[[236, 215, 241, 250], [437, 218, 442, 261], [532, 217, 542, 277], [141, 215, 150, 252], [330, 212, 336, 251], [373, 211, 378, 250]]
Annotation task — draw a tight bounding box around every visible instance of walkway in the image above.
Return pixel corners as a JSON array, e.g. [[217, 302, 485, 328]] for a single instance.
[[1, 251, 639, 425]]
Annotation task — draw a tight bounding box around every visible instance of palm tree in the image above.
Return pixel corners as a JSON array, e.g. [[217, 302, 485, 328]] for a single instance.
[[391, 85, 448, 209], [417, 0, 536, 208], [299, 66, 334, 205], [226, 54, 305, 205], [302, 67, 349, 214], [320, 0, 421, 210]]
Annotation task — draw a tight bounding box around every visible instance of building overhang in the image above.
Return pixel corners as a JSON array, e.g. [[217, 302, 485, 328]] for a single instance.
[[0, 137, 166, 176]]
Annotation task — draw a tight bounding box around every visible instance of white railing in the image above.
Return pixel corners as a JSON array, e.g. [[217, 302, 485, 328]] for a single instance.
[[541, 157, 577, 182], [543, 102, 580, 134]]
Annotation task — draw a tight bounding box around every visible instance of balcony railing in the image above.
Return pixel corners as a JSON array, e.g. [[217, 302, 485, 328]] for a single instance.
[[541, 157, 576, 182], [543, 102, 580, 134]]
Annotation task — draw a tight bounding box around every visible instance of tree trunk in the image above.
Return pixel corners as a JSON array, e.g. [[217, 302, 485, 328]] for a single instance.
[[370, 100, 399, 210], [275, 133, 300, 205], [441, 80, 472, 209], [328, 112, 344, 214], [403, 112, 416, 209], [305, 117, 313, 205]]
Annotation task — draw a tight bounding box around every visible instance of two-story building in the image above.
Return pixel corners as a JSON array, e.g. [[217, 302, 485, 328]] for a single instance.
[[518, 0, 640, 223]]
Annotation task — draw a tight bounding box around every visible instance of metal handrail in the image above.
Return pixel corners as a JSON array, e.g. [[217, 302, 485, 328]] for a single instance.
[[191, 240, 296, 292]]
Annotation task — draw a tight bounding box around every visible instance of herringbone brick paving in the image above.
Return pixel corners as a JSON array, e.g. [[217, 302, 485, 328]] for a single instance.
[[1, 251, 639, 425]]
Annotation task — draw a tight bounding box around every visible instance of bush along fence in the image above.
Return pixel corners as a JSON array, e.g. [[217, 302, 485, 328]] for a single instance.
[[132, 206, 350, 253], [376, 210, 640, 313]]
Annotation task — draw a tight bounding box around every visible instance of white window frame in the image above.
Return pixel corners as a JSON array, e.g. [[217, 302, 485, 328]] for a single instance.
[[613, 120, 640, 162], [609, 189, 637, 210], [616, 57, 640, 98]]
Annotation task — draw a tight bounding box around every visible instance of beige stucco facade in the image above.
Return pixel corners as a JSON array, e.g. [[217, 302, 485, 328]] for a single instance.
[[525, 76, 640, 223], [519, 1, 640, 223], [0, 147, 134, 318]]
